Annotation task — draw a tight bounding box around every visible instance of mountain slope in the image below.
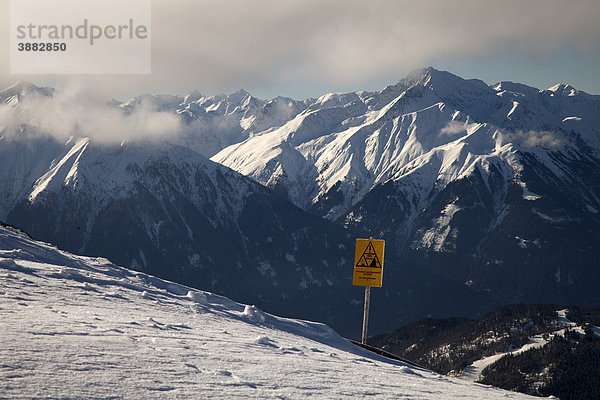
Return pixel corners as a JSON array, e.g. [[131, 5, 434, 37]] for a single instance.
[[0, 134, 364, 335], [0, 223, 539, 399], [369, 304, 600, 400]]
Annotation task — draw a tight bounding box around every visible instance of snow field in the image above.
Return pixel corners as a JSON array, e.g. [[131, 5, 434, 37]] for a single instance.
[[0, 226, 539, 399]]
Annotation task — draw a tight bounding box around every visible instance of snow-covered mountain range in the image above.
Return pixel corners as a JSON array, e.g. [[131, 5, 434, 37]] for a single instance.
[[211, 67, 600, 314], [0, 223, 542, 399], [1, 67, 599, 338], [213, 68, 600, 220]]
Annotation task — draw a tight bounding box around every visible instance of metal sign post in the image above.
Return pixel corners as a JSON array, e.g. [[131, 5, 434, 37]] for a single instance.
[[352, 238, 384, 345], [361, 286, 371, 344]]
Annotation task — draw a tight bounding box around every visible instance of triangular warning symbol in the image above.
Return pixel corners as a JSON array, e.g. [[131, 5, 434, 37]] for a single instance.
[[356, 241, 382, 268]]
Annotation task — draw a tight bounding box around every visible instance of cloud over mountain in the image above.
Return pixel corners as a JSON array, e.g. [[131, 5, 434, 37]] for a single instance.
[[0, 82, 181, 143], [2, 0, 599, 99]]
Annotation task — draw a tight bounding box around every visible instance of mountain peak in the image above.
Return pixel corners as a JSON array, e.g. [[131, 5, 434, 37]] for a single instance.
[[405, 67, 461, 84], [233, 88, 250, 96], [227, 89, 254, 102], [399, 66, 440, 87], [399, 67, 495, 113], [400, 67, 491, 97], [0, 81, 54, 102], [183, 89, 203, 103], [546, 83, 586, 97], [1, 81, 39, 94], [492, 81, 539, 94]]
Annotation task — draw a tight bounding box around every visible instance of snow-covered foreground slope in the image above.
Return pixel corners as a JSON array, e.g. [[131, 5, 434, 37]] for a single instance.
[[0, 225, 538, 399]]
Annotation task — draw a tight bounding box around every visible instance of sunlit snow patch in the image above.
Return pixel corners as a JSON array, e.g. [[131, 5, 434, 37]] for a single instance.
[[517, 181, 541, 201]]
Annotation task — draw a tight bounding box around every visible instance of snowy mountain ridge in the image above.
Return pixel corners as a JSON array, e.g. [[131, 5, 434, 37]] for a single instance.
[[0, 134, 254, 234], [212, 67, 600, 224], [4, 68, 597, 223]]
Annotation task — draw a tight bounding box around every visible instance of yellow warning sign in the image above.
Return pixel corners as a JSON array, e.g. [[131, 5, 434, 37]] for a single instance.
[[353, 238, 384, 287]]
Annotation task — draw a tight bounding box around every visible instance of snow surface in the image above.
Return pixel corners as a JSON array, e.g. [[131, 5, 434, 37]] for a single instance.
[[418, 202, 461, 252], [517, 181, 541, 201], [0, 225, 538, 399], [459, 334, 549, 382], [556, 309, 587, 336]]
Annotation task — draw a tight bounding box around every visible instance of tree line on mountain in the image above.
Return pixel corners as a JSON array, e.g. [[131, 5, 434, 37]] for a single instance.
[[369, 304, 559, 374], [369, 304, 600, 399], [480, 328, 600, 400]]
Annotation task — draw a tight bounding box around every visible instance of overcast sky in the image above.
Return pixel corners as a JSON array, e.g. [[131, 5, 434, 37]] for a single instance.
[[1, 0, 599, 100]]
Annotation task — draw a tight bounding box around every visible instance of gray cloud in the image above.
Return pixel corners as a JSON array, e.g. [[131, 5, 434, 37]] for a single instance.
[[0, 83, 182, 143], [499, 130, 566, 150], [1, 0, 599, 99], [440, 122, 468, 137]]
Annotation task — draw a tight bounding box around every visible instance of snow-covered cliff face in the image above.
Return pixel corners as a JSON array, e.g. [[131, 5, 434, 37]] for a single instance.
[[2, 67, 600, 337]]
